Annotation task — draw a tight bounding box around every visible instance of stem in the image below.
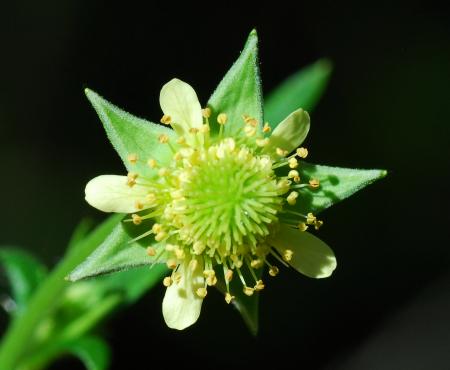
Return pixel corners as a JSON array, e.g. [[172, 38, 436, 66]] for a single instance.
[[0, 215, 122, 370]]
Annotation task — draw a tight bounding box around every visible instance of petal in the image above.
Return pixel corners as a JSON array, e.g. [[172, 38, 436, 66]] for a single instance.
[[271, 224, 336, 278], [265, 108, 310, 154], [159, 78, 203, 137], [162, 260, 204, 330], [85, 175, 150, 213]]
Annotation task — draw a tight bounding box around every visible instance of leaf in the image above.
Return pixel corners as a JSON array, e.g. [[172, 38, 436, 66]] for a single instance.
[[67, 219, 93, 252], [0, 248, 47, 315], [215, 266, 262, 336], [207, 29, 263, 136], [265, 59, 332, 129], [283, 163, 387, 215], [62, 336, 110, 370], [85, 88, 176, 177], [68, 219, 164, 281]]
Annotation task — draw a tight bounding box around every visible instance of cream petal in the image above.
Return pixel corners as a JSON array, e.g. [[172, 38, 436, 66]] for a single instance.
[[162, 260, 204, 330], [271, 224, 336, 278], [85, 175, 150, 213], [159, 78, 203, 137], [266, 108, 310, 154]]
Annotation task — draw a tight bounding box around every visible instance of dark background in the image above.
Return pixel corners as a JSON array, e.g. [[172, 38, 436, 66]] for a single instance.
[[1, 1, 450, 369]]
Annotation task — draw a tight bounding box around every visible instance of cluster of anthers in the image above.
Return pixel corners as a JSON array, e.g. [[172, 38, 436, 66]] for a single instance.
[[124, 101, 322, 305]]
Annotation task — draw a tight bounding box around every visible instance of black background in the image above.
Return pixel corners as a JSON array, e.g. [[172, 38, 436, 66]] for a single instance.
[[1, 1, 450, 369]]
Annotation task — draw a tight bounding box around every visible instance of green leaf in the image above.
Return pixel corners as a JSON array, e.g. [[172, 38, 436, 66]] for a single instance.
[[68, 219, 164, 281], [207, 29, 263, 136], [284, 163, 387, 215], [67, 219, 93, 252], [265, 59, 332, 128], [62, 336, 110, 370], [0, 248, 47, 315], [85, 88, 176, 177], [215, 266, 262, 335]]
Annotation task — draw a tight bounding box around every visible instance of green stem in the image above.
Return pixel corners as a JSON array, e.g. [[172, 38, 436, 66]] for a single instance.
[[0, 215, 121, 370]]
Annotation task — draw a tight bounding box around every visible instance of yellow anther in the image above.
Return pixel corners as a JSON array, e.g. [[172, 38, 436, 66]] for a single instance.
[[230, 255, 243, 268], [193, 241, 205, 255], [256, 138, 269, 147], [254, 280, 265, 291], [288, 170, 300, 183], [245, 117, 258, 127], [200, 124, 210, 133], [147, 159, 157, 168], [152, 223, 162, 233], [283, 249, 294, 262], [135, 200, 144, 210], [203, 269, 215, 278], [250, 259, 263, 269], [196, 287, 208, 298], [127, 153, 138, 164], [160, 114, 171, 125], [158, 134, 169, 143], [225, 269, 233, 282], [306, 212, 316, 225], [217, 113, 228, 125], [126, 172, 138, 187], [166, 259, 177, 269], [189, 259, 198, 271], [146, 247, 156, 256], [287, 191, 299, 205], [263, 122, 271, 133], [206, 275, 217, 286], [309, 178, 320, 188], [163, 276, 172, 287], [176, 136, 186, 145], [173, 152, 183, 161], [277, 179, 291, 194], [298, 222, 308, 232], [155, 231, 167, 242], [288, 157, 299, 169], [146, 193, 156, 203], [189, 127, 199, 134], [172, 272, 182, 284], [175, 247, 185, 260], [314, 220, 324, 230], [243, 286, 254, 296], [244, 125, 256, 137], [297, 147, 308, 158], [202, 107, 211, 118], [269, 266, 279, 277], [276, 147, 288, 157], [158, 168, 169, 177], [131, 214, 142, 225], [225, 292, 235, 304]]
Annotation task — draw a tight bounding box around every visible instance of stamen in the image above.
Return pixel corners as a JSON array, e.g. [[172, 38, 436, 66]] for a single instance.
[[269, 265, 279, 277], [254, 280, 265, 291], [127, 153, 138, 164], [243, 286, 254, 296], [225, 292, 235, 304], [306, 212, 316, 225], [283, 249, 294, 262], [217, 113, 228, 125], [263, 122, 271, 133], [298, 222, 308, 232], [132, 214, 142, 225], [166, 259, 177, 269], [309, 179, 320, 188], [196, 287, 207, 298], [158, 134, 169, 144], [160, 114, 172, 125], [288, 157, 299, 169], [147, 159, 157, 168], [163, 276, 172, 287], [202, 108, 211, 118], [287, 191, 299, 205], [146, 246, 157, 256], [296, 147, 308, 158]]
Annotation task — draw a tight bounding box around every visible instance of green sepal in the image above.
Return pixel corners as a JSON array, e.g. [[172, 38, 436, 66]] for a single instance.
[[68, 217, 166, 281], [85, 88, 176, 177], [207, 29, 263, 137], [0, 248, 47, 315], [265, 59, 332, 129], [215, 265, 262, 336], [283, 163, 387, 215]]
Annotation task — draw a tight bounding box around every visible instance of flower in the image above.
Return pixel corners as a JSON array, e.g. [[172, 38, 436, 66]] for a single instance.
[[85, 78, 336, 330]]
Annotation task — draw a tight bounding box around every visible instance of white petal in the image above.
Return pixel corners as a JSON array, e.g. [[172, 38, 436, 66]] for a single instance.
[[162, 260, 204, 330], [159, 78, 203, 137], [266, 108, 310, 154], [271, 224, 337, 278], [85, 175, 150, 213]]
